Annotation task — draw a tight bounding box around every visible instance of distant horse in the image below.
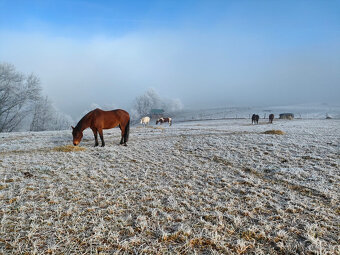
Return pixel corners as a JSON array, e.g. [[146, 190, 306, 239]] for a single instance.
[[269, 114, 274, 124], [251, 114, 259, 124], [72, 108, 130, 147], [140, 116, 150, 127], [156, 117, 172, 126]]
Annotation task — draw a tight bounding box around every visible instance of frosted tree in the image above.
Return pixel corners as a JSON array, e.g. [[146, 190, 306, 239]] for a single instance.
[[133, 89, 183, 118], [0, 63, 41, 132], [134, 89, 162, 116], [30, 96, 73, 131], [52, 111, 73, 130], [0, 63, 72, 132], [30, 96, 54, 131], [163, 98, 183, 112]]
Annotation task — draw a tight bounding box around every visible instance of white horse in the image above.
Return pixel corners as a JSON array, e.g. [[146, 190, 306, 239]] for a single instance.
[[140, 116, 150, 127]]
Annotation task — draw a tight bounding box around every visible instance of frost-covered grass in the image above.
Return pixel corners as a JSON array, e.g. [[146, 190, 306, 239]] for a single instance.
[[0, 119, 339, 254]]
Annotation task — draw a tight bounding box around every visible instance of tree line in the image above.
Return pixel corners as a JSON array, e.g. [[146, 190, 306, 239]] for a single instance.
[[0, 63, 183, 132], [0, 63, 71, 132]]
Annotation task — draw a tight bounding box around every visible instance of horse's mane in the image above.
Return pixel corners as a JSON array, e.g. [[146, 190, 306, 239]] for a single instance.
[[75, 109, 95, 130]]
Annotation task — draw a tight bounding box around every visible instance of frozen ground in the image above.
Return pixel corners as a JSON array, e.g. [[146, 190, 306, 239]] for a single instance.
[[0, 119, 339, 254]]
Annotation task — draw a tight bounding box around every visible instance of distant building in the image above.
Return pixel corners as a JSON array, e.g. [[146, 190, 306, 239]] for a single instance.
[[150, 109, 164, 118], [279, 113, 294, 120]]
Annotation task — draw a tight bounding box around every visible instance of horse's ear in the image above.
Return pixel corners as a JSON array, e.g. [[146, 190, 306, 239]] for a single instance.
[[71, 126, 74, 130]]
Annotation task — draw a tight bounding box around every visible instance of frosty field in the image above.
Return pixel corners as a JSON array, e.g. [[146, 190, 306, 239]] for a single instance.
[[0, 119, 339, 254]]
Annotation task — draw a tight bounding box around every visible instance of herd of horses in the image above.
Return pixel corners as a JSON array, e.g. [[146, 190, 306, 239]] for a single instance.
[[140, 116, 172, 126], [72, 108, 274, 147], [252, 113, 274, 124]]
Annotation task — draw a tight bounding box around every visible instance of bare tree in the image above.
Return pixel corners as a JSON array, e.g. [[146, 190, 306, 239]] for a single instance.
[[133, 89, 162, 117], [30, 96, 54, 131], [163, 98, 183, 113], [0, 63, 41, 132], [133, 89, 183, 118], [30, 96, 73, 131], [51, 111, 73, 130]]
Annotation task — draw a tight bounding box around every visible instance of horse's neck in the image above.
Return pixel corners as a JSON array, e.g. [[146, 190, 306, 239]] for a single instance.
[[76, 116, 91, 132]]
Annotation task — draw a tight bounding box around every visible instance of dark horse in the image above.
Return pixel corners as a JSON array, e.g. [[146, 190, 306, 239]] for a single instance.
[[156, 117, 172, 126], [72, 108, 130, 147], [269, 114, 274, 124], [251, 114, 259, 124]]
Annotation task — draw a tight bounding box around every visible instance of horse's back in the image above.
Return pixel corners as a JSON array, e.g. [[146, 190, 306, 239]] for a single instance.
[[141, 116, 150, 123], [92, 109, 129, 129]]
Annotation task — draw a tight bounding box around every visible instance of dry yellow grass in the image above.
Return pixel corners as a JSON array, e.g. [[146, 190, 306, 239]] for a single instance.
[[53, 145, 86, 152], [263, 129, 285, 135]]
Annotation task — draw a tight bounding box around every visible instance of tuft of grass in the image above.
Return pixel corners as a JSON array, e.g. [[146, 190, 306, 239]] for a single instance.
[[189, 237, 217, 249], [53, 145, 86, 152], [161, 231, 189, 243], [335, 207, 340, 215], [263, 130, 285, 135], [212, 155, 233, 166]]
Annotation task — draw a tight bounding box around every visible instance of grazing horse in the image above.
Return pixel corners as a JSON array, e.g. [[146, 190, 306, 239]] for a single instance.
[[251, 114, 259, 124], [269, 114, 274, 124], [72, 108, 130, 147], [140, 116, 150, 127], [156, 117, 172, 126]]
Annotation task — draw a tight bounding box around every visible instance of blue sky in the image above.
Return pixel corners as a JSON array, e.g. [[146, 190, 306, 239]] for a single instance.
[[1, 0, 339, 42], [0, 0, 339, 116]]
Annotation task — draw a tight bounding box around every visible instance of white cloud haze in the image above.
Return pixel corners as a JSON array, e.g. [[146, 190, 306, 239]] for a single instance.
[[0, 28, 339, 118]]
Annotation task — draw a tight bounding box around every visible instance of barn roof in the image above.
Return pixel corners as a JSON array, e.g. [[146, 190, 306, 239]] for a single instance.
[[150, 109, 164, 114]]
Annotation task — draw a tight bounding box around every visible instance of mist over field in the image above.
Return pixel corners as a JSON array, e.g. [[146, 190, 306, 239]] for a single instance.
[[1, 1, 339, 119]]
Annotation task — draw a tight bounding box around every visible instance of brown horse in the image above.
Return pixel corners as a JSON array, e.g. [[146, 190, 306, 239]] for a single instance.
[[156, 117, 172, 126], [269, 114, 274, 124], [72, 108, 130, 147]]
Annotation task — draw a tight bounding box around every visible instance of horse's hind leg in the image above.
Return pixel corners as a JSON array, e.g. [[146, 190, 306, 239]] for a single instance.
[[118, 125, 124, 145], [120, 131, 126, 145], [91, 128, 99, 147], [98, 129, 105, 147], [119, 122, 129, 146]]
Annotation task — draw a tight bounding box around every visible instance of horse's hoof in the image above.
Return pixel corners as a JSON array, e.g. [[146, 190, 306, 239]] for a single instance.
[[123, 143, 127, 146]]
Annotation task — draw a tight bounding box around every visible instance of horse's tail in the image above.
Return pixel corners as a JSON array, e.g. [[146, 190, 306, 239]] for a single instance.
[[124, 118, 130, 142]]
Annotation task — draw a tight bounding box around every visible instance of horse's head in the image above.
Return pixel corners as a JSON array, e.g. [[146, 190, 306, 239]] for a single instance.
[[156, 119, 159, 125], [71, 126, 83, 146]]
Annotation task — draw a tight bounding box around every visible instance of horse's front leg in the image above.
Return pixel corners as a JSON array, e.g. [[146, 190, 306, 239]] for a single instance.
[[91, 128, 99, 147], [98, 129, 105, 147]]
